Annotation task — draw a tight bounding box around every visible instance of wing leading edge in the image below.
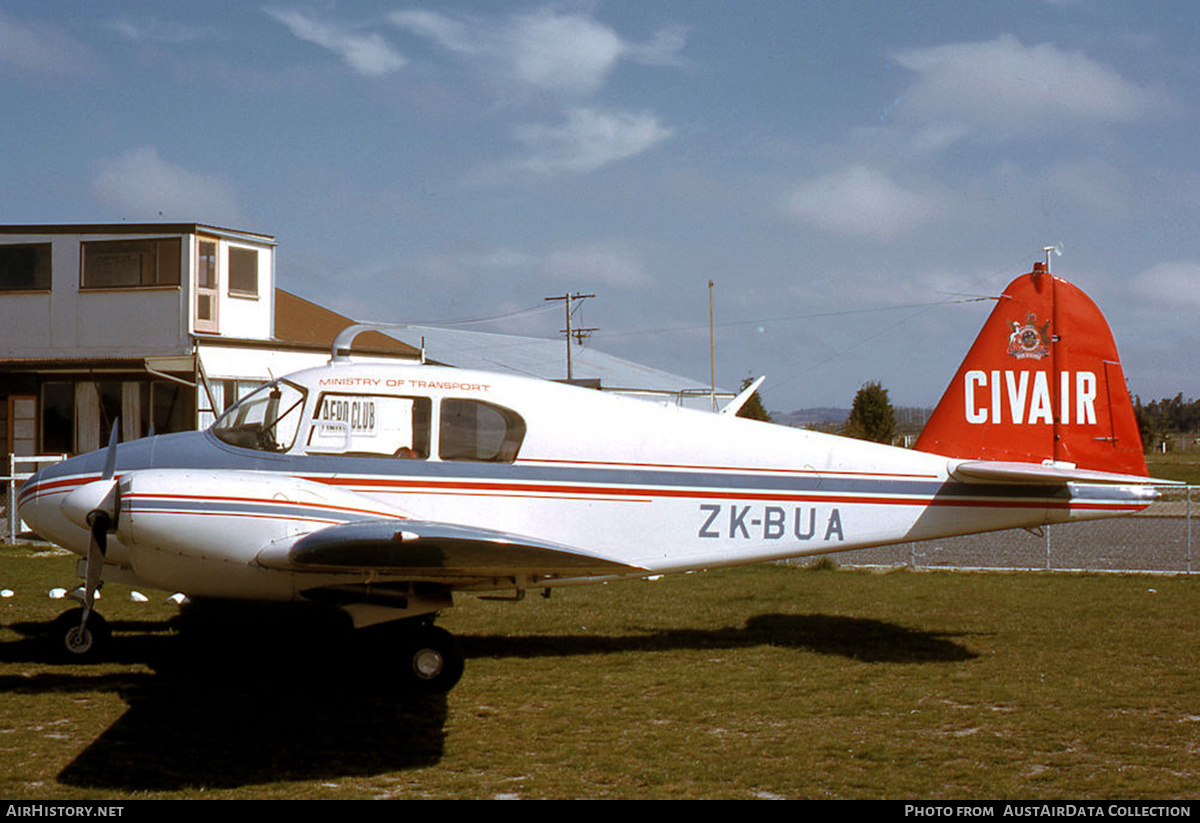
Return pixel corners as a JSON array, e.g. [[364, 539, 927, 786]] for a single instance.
[[257, 519, 644, 578]]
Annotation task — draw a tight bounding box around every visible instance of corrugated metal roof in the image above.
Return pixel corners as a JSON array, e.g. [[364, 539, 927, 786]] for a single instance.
[[379, 325, 726, 401]]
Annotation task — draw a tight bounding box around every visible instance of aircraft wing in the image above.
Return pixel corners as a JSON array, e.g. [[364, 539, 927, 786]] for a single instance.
[[950, 460, 1179, 486], [256, 519, 643, 578]]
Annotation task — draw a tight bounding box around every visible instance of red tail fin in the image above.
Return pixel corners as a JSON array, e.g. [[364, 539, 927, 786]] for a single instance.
[[915, 262, 1147, 476]]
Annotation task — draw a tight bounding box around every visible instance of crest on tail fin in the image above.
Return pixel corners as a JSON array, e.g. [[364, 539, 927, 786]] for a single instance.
[[915, 262, 1147, 477]]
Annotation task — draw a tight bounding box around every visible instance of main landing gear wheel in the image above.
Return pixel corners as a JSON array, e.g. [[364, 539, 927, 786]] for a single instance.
[[50, 608, 111, 662], [399, 624, 464, 695]]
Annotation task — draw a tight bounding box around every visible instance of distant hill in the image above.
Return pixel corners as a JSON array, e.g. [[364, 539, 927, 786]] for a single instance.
[[770, 407, 849, 428], [771, 405, 933, 434]]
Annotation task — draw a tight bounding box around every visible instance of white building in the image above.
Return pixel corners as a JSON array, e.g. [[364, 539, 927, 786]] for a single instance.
[[0, 223, 414, 456]]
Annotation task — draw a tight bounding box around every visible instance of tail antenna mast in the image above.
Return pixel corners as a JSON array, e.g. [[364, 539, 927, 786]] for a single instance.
[[1042, 243, 1064, 273]]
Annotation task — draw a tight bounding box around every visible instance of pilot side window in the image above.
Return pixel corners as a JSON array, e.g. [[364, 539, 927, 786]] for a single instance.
[[212, 380, 306, 453], [307, 393, 431, 458], [439, 399, 525, 462]]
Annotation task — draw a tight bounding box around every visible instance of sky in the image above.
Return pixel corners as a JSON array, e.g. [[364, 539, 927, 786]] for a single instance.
[[3, 1, 1199, 412]]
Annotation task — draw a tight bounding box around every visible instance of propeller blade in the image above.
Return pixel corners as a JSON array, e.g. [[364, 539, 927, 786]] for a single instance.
[[80, 421, 118, 619], [101, 417, 120, 481], [83, 515, 107, 611]]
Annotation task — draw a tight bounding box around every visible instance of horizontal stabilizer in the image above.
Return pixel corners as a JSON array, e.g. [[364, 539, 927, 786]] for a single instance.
[[258, 519, 642, 577], [951, 460, 1178, 486]]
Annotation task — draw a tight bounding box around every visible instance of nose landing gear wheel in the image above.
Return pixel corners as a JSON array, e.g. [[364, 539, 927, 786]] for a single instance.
[[50, 608, 111, 662]]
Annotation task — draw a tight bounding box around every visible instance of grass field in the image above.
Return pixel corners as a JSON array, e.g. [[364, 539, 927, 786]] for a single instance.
[[0, 545, 1196, 800], [1146, 453, 1200, 485]]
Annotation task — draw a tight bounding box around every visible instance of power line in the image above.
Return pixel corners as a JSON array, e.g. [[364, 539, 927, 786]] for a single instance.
[[414, 301, 559, 327]]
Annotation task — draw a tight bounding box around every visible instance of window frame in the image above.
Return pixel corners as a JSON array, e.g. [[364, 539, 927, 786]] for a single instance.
[[0, 243, 52, 292], [211, 380, 307, 453], [438, 398, 526, 463], [306, 391, 432, 459], [227, 246, 259, 298], [195, 236, 219, 332], [80, 237, 182, 290]]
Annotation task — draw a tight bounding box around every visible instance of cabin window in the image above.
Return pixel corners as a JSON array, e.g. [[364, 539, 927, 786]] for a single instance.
[[307, 393, 431, 458], [439, 399, 525, 462], [0, 243, 51, 291], [212, 380, 306, 452], [81, 238, 181, 288]]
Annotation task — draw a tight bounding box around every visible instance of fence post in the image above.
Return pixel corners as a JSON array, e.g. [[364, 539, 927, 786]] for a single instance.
[[5, 454, 12, 544]]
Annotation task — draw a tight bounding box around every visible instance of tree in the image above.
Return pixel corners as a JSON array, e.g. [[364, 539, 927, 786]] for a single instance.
[[735, 375, 772, 422], [842, 381, 896, 444]]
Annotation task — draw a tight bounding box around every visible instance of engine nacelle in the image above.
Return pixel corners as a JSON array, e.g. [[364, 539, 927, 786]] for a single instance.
[[60, 479, 119, 530], [116, 469, 408, 566]]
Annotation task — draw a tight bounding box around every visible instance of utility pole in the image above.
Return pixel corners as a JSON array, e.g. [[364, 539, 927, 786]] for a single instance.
[[709, 280, 716, 412], [544, 292, 596, 381]]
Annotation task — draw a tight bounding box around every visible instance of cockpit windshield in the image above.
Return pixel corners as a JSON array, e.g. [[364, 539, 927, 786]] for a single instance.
[[211, 380, 307, 452]]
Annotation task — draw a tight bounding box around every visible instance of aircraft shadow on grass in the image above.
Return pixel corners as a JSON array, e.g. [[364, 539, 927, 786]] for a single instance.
[[3, 609, 449, 792], [460, 613, 980, 665], [2, 609, 974, 791]]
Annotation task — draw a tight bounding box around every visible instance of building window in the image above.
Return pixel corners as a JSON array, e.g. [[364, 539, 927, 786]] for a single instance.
[[228, 247, 258, 296], [81, 238, 181, 289], [152, 380, 193, 434], [196, 238, 218, 332], [0, 243, 51, 291], [42, 382, 74, 454]]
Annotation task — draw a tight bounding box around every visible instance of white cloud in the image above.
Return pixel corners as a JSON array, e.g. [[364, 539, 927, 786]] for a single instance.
[[892, 34, 1169, 135], [782, 166, 948, 241], [267, 8, 405, 77], [106, 17, 211, 44], [389, 7, 684, 97], [513, 107, 673, 174], [505, 10, 625, 96], [0, 11, 99, 77], [93, 146, 246, 224], [543, 242, 649, 288], [387, 10, 474, 55]]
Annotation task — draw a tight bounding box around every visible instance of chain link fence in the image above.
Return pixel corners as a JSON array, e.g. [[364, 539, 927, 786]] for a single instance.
[[844, 485, 1195, 574]]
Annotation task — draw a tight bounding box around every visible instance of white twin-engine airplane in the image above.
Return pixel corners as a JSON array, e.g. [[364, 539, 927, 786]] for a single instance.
[[18, 260, 1161, 692]]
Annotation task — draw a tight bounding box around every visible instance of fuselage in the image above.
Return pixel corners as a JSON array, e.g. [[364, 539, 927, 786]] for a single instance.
[[17, 361, 1151, 601]]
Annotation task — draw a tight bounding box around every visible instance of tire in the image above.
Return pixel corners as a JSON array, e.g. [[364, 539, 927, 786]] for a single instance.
[[399, 624, 464, 694], [50, 608, 110, 662]]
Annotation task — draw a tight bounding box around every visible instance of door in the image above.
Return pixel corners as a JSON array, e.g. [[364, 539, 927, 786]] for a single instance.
[[195, 237, 219, 333], [7, 395, 37, 455]]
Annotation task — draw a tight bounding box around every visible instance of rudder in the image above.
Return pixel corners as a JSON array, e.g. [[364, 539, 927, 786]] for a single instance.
[[915, 262, 1147, 477]]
